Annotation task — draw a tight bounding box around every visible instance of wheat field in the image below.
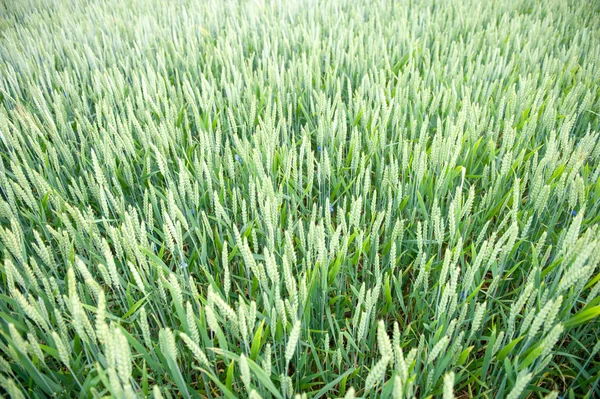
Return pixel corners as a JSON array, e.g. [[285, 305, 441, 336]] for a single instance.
[[1, 0, 599, 398]]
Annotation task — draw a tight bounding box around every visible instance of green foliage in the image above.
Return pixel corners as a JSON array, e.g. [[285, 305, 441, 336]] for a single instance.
[[0, 0, 599, 397]]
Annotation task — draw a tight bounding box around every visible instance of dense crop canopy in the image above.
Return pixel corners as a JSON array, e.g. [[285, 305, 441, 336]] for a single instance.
[[0, 0, 599, 397]]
